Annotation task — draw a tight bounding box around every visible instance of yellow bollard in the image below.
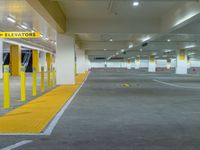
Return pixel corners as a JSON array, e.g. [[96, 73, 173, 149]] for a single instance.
[[3, 65, 10, 109], [32, 67, 37, 96], [20, 66, 26, 101], [52, 68, 56, 87], [41, 66, 45, 92], [47, 67, 51, 89]]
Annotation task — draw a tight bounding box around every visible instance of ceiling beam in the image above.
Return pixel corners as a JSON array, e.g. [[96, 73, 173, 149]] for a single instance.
[[25, 0, 67, 33]]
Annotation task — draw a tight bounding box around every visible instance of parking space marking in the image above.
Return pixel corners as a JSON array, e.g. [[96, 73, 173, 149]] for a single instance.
[[0, 140, 33, 150], [153, 79, 200, 89]]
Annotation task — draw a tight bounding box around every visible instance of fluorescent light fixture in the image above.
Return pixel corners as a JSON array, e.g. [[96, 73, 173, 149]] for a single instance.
[[116, 52, 119, 55], [133, 1, 139, 6], [7, 16, 16, 23], [141, 36, 151, 42], [165, 49, 172, 53], [185, 45, 196, 49], [140, 48, 143, 52], [21, 24, 28, 29], [129, 44, 133, 49], [167, 39, 171, 42], [40, 34, 44, 38], [188, 52, 195, 56], [121, 49, 125, 52], [104, 49, 107, 51], [109, 38, 113, 42], [17, 25, 22, 29]]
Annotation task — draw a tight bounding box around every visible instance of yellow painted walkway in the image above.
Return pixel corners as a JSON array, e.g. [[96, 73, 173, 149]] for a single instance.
[[0, 73, 88, 133]]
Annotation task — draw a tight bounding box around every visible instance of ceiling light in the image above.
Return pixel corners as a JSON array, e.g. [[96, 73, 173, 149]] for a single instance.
[[185, 45, 196, 49], [133, 1, 139, 6], [116, 52, 119, 55], [104, 49, 107, 51], [45, 37, 49, 40], [129, 44, 133, 49], [142, 36, 151, 42], [121, 49, 125, 52], [165, 49, 172, 53], [7, 16, 16, 23], [140, 48, 143, 52], [109, 38, 113, 42], [17, 25, 22, 29], [167, 39, 171, 42], [40, 34, 44, 38], [21, 24, 28, 29]]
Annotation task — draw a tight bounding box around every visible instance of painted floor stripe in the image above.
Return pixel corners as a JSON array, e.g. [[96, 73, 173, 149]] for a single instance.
[[153, 79, 200, 89], [0, 73, 89, 136], [43, 74, 89, 135], [0, 140, 33, 150]]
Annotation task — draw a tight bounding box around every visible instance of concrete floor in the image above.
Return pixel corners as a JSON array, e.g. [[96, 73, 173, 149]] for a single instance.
[[0, 73, 54, 115], [1, 69, 200, 150]]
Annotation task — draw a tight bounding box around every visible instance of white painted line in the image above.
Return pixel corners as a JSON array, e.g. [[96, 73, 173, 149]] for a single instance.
[[153, 79, 200, 89], [0, 140, 33, 150], [0, 73, 90, 136], [43, 73, 90, 135]]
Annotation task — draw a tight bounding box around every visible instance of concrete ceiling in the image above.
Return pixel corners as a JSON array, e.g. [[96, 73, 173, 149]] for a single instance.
[[57, 0, 200, 61], [0, 0, 56, 53]]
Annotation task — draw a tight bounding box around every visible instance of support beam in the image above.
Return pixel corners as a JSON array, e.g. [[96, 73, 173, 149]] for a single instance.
[[32, 50, 39, 72], [10, 45, 21, 76], [135, 56, 140, 69], [25, 0, 67, 33], [176, 49, 188, 74], [56, 34, 75, 85], [148, 55, 156, 72], [76, 47, 86, 74], [40, 52, 47, 72], [0, 40, 3, 79]]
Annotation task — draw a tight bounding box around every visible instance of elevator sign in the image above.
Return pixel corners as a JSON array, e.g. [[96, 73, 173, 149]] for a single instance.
[[0, 32, 41, 38]]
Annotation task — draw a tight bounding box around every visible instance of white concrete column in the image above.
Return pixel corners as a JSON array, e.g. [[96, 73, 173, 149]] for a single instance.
[[40, 51, 47, 72], [127, 59, 131, 69], [187, 57, 191, 69], [0, 39, 3, 79], [148, 55, 156, 72], [166, 58, 171, 69], [135, 56, 140, 69], [176, 49, 188, 74], [85, 55, 91, 70], [56, 33, 75, 85], [76, 46, 86, 74]]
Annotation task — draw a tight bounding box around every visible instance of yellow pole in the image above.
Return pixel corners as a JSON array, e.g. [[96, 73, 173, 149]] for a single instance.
[[46, 53, 52, 89], [3, 65, 10, 109], [32, 50, 39, 72], [47, 67, 51, 89], [41, 66, 45, 92], [10, 45, 21, 76], [52, 68, 56, 87], [20, 66, 26, 101], [32, 67, 37, 96]]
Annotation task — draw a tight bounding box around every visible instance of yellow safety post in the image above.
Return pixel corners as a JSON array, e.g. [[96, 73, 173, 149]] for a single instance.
[[10, 45, 21, 76], [32, 50, 39, 72], [46, 53, 52, 89], [3, 65, 10, 109], [32, 67, 37, 96], [41, 66, 45, 92], [20, 66, 26, 101], [52, 68, 56, 87]]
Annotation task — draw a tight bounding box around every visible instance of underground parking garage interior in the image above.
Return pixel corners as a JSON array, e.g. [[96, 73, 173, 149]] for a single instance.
[[1, 0, 200, 149]]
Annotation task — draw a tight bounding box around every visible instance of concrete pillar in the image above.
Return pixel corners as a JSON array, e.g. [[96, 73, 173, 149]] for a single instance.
[[166, 58, 171, 69], [10, 44, 21, 76], [32, 50, 39, 72], [176, 49, 187, 74], [187, 57, 191, 69], [135, 56, 140, 69], [85, 55, 91, 70], [127, 59, 131, 69], [148, 55, 156, 72], [40, 51, 47, 72], [76, 46, 86, 74], [56, 33, 75, 85], [0, 39, 3, 79]]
